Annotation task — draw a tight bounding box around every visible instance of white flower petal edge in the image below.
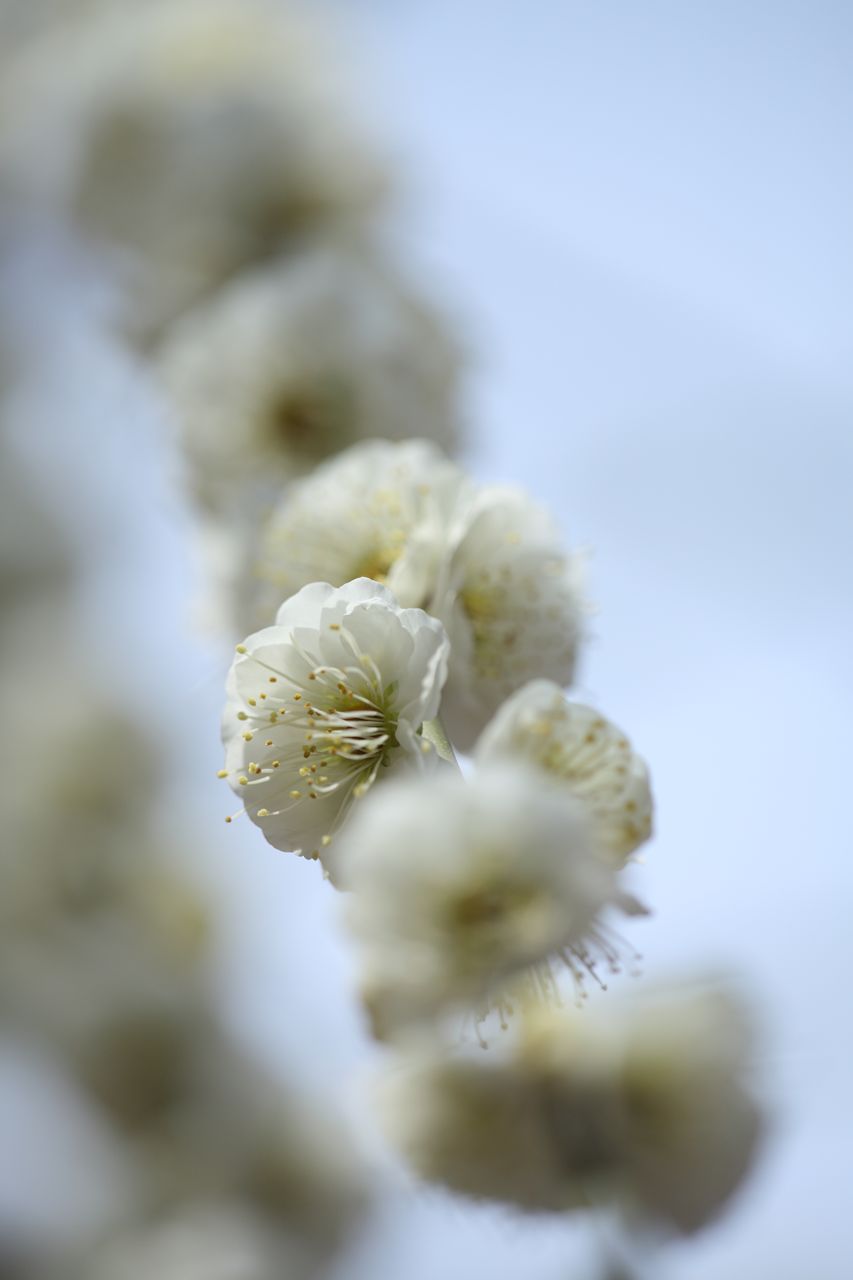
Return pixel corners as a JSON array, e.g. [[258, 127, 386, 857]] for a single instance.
[[249, 437, 469, 631], [429, 487, 586, 752], [378, 981, 763, 1236], [338, 764, 619, 1041], [221, 579, 449, 869], [476, 680, 653, 866]]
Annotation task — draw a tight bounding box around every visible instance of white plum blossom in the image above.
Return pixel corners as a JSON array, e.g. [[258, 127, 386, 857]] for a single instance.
[[379, 983, 763, 1236], [0, 0, 388, 341], [221, 579, 449, 867], [429, 488, 586, 752], [338, 765, 620, 1041], [476, 680, 653, 866], [246, 447, 585, 748], [159, 246, 466, 517], [248, 438, 467, 631]]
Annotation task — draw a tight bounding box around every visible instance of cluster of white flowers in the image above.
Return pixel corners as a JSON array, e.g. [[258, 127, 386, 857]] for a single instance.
[[0, 660, 374, 1278], [1, 1, 768, 1270], [379, 985, 762, 1236], [229, 437, 586, 745], [217, 435, 765, 1242]]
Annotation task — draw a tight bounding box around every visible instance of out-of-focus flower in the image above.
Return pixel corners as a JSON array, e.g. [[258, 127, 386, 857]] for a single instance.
[[159, 247, 466, 518], [0, 442, 73, 632], [476, 680, 653, 866], [221, 579, 450, 867], [430, 489, 585, 752], [338, 765, 619, 1041], [64, 1026, 373, 1279], [0, 0, 389, 341], [246, 438, 467, 631], [0, 677, 212, 1128], [379, 983, 763, 1236]]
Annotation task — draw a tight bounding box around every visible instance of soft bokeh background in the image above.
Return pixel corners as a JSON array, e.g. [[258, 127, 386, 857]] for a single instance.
[[3, 1, 851, 1275]]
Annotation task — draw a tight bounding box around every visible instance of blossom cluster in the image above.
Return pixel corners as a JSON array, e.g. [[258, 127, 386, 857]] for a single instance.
[[0, 458, 374, 1279], [218, 449, 764, 1245], [1, 1, 767, 1272]]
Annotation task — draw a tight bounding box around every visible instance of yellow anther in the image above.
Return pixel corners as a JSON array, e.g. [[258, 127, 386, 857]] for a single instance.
[[289, 789, 301, 799], [328, 623, 341, 630], [321, 835, 332, 846], [247, 698, 257, 707], [238, 775, 249, 786], [242, 731, 253, 742], [216, 769, 228, 779], [257, 808, 270, 818], [235, 644, 247, 654], [237, 711, 248, 721]]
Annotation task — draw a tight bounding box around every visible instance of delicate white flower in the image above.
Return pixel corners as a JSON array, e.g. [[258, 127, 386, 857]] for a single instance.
[[338, 765, 619, 1041], [245, 438, 467, 631], [159, 247, 466, 518], [379, 983, 763, 1236], [429, 488, 585, 752], [1, 0, 388, 341], [221, 579, 450, 866], [476, 680, 653, 866]]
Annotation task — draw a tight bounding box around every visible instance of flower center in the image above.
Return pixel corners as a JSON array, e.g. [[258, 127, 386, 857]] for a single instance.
[[266, 377, 351, 461], [226, 637, 400, 854]]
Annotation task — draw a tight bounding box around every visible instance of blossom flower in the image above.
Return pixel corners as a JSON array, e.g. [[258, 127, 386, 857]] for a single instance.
[[338, 765, 620, 1041], [379, 983, 763, 1236], [221, 579, 450, 866], [0, 0, 388, 341], [476, 680, 653, 865], [429, 488, 586, 752], [68, 1025, 373, 1280], [246, 438, 467, 631], [159, 246, 466, 518], [245, 445, 584, 742]]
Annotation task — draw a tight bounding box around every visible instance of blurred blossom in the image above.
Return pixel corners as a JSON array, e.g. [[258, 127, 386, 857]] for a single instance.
[[0, 675, 212, 1126], [159, 245, 466, 519], [0, 441, 73, 642], [73, 1202, 308, 1280], [430, 487, 586, 752], [0, 0, 390, 342], [249, 438, 466, 633], [339, 765, 622, 1041], [0, 659, 373, 1274], [379, 982, 764, 1237], [221, 579, 450, 869], [475, 680, 654, 867]]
